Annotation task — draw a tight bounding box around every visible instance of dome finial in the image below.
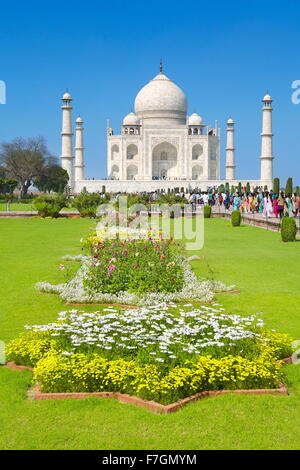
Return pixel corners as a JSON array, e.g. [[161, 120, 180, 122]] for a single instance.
[[160, 58, 163, 74]]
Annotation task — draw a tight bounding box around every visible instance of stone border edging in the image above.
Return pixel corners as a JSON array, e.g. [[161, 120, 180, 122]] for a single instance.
[[5, 361, 289, 414]]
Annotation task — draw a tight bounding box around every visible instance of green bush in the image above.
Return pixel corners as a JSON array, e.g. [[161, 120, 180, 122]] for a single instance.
[[231, 210, 241, 226], [34, 194, 67, 218], [72, 192, 102, 217], [204, 205, 212, 218], [84, 237, 184, 295], [281, 217, 297, 242]]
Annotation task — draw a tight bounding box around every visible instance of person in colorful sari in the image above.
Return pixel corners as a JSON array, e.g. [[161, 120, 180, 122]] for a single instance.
[[293, 193, 300, 217], [263, 193, 273, 218], [258, 193, 264, 213], [249, 194, 256, 214], [233, 194, 241, 211], [273, 197, 279, 218]]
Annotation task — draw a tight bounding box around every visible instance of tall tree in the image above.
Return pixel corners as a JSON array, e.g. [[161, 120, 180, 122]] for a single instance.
[[0, 137, 56, 197], [285, 177, 293, 196], [35, 164, 69, 193], [273, 177, 280, 196]]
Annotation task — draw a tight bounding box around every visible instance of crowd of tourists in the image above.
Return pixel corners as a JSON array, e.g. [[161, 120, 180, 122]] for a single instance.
[[186, 188, 300, 219]]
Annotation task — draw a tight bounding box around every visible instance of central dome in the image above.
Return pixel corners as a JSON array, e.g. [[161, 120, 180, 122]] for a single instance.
[[134, 72, 188, 125]]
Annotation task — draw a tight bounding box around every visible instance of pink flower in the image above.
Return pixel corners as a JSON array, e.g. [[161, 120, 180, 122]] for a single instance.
[[59, 264, 65, 271], [133, 263, 138, 269], [108, 264, 116, 271]]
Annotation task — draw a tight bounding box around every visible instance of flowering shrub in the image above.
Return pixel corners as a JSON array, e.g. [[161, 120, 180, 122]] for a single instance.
[[6, 331, 54, 366], [32, 349, 284, 404], [83, 238, 184, 295], [7, 303, 292, 403], [36, 264, 232, 306], [21, 304, 292, 365]]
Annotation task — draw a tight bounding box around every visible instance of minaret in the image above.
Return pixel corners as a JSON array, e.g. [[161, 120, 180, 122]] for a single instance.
[[225, 118, 235, 180], [260, 94, 274, 183], [60, 91, 74, 188], [74, 116, 85, 181]]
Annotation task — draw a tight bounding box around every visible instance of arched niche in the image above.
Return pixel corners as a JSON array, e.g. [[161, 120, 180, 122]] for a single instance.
[[192, 165, 203, 180], [127, 144, 138, 160], [111, 144, 119, 161], [126, 164, 138, 180], [192, 144, 203, 160], [110, 164, 119, 179]]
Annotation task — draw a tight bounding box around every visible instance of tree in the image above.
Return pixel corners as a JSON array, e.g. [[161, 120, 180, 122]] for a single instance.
[[0, 166, 6, 178], [0, 136, 56, 197], [246, 182, 250, 193], [0, 178, 18, 196], [218, 183, 225, 194], [35, 164, 69, 193], [273, 177, 280, 196], [285, 177, 293, 196], [225, 182, 230, 192]]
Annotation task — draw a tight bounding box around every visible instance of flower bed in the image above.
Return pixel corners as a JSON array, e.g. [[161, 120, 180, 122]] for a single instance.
[[84, 237, 184, 295], [36, 233, 234, 305], [6, 303, 292, 405]]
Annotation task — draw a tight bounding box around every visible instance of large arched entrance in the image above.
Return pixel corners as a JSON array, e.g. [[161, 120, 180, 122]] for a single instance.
[[152, 142, 177, 180]]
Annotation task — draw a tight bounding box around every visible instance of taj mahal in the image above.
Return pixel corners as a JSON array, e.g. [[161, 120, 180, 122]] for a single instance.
[[60, 63, 275, 193]]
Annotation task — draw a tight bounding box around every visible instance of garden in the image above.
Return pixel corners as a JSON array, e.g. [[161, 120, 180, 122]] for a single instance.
[[1, 217, 300, 449]]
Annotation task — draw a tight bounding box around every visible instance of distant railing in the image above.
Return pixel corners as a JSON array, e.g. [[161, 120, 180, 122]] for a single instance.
[[213, 205, 300, 235]]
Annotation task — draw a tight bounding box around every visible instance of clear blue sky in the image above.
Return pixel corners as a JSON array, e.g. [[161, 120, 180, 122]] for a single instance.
[[1, 0, 300, 184]]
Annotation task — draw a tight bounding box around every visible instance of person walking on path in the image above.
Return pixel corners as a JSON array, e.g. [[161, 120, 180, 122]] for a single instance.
[[285, 194, 294, 217], [293, 193, 300, 217], [273, 196, 279, 218], [277, 193, 285, 219], [263, 193, 273, 218], [233, 194, 241, 211]]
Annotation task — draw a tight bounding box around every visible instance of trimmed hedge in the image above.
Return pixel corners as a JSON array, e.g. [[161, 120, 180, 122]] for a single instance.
[[34, 194, 67, 218], [204, 205, 212, 218], [281, 217, 297, 242], [231, 210, 241, 227], [72, 193, 102, 218]]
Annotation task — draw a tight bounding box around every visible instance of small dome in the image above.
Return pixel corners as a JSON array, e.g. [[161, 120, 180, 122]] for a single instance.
[[263, 93, 272, 102], [76, 116, 83, 124], [62, 91, 72, 100], [123, 112, 140, 126], [188, 113, 203, 126], [134, 72, 187, 123], [227, 118, 234, 124]]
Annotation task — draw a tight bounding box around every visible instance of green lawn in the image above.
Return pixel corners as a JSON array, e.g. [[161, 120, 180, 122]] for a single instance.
[[0, 203, 35, 211], [0, 203, 77, 212], [0, 217, 300, 450]]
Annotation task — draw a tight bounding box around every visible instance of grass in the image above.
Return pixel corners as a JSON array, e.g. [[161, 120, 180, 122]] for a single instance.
[[0, 203, 77, 212], [0, 217, 300, 450]]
